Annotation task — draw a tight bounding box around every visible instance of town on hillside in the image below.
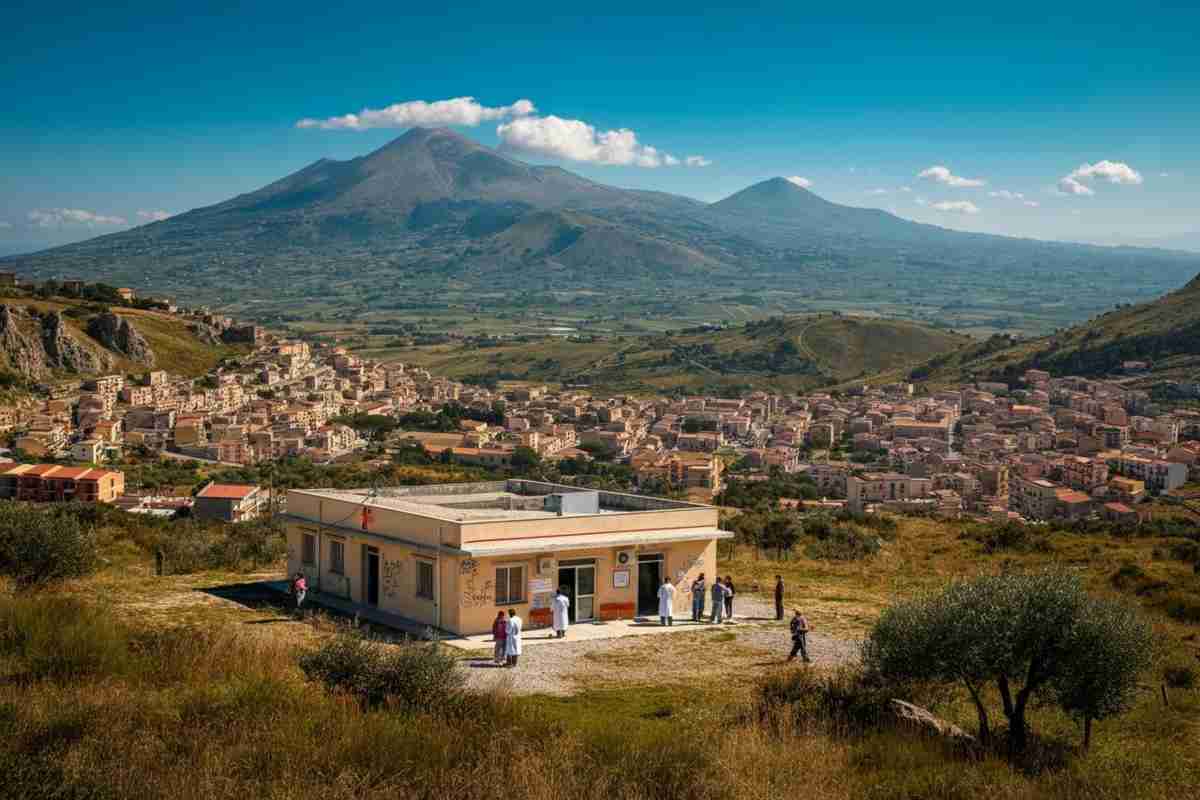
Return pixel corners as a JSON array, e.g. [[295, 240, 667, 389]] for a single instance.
[[0, 282, 1197, 529]]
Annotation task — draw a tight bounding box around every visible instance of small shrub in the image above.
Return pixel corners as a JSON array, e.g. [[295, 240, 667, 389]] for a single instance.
[[1168, 540, 1200, 564], [298, 631, 466, 712], [805, 525, 881, 561], [1161, 592, 1200, 624], [757, 666, 898, 734], [961, 521, 1053, 554], [0, 504, 98, 587], [1162, 663, 1196, 689]]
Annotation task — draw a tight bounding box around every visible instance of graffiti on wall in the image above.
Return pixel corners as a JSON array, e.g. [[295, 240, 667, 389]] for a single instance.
[[460, 559, 479, 577], [462, 578, 494, 609], [382, 558, 403, 599], [675, 554, 705, 589]]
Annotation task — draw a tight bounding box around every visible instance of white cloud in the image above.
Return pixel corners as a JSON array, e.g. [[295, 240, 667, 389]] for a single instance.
[[929, 200, 980, 215], [866, 188, 889, 196], [785, 175, 812, 188], [1067, 159, 1142, 185], [918, 165, 986, 188], [988, 189, 1024, 200], [900, 186, 912, 193], [1023, 200, 1040, 208], [1056, 160, 1143, 197], [29, 208, 128, 227], [1159, 172, 1170, 178], [137, 209, 172, 222], [495, 114, 696, 168], [1056, 176, 1095, 196], [297, 96, 536, 131]]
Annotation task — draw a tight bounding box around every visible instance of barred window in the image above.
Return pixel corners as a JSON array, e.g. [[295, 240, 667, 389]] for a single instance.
[[416, 559, 434, 600], [301, 533, 316, 566], [330, 540, 345, 575]]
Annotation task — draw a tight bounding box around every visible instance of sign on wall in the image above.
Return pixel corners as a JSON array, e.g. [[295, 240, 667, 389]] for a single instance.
[[528, 577, 554, 595], [612, 569, 630, 588]]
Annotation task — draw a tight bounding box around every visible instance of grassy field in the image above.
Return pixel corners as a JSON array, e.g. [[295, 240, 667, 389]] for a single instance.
[[2, 501, 1198, 799], [362, 314, 967, 395]]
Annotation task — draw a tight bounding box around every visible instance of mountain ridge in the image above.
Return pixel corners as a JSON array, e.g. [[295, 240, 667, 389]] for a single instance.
[[5, 128, 1199, 334]]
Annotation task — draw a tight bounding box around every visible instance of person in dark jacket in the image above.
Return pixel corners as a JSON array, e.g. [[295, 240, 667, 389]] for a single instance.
[[774, 575, 785, 621], [690, 573, 706, 621], [723, 576, 735, 621], [491, 611, 508, 665], [787, 609, 812, 663]]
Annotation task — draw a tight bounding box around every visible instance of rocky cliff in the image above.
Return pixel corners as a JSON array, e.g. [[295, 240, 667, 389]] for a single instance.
[[88, 311, 155, 364]]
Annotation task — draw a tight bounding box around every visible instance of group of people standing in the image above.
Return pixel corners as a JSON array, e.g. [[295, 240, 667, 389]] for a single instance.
[[492, 609, 524, 666], [685, 573, 737, 623]]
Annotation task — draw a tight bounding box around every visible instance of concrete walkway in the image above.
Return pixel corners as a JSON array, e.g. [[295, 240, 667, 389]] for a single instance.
[[443, 612, 777, 651], [265, 580, 780, 650]]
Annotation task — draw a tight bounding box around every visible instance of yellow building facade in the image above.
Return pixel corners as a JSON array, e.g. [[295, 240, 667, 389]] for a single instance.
[[283, 480, 729, 635]]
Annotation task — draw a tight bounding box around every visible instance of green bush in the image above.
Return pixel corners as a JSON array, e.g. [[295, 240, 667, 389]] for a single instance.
[[805, 525, 882, 561], [1163, 663, 1196, 689], [298, 632, 466, 712], [1161, 592, 1200, 624], [960, 521, 1053, 554], [757, 666, 899, 734], [0, 504, 98, 587]]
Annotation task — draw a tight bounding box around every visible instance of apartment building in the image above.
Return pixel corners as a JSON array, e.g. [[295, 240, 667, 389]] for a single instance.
[[0, 463, 124, 503], [1112, 455, 1188, 493], [193, 482, 267, 522], [846, 472, 933, 513], [284, 481, 730, 635]]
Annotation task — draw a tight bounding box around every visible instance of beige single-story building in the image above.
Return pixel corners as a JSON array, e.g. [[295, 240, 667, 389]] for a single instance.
[[283, 480, 731, 636]]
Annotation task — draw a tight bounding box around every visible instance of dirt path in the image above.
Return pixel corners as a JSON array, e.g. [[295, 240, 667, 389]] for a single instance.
[[461, 596, 859, 696]]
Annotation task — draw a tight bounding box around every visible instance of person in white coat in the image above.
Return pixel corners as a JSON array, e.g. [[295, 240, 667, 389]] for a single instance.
[[552, 587, 571, 639], [505, 608, 523, 667], [657, 579, 677, 626]]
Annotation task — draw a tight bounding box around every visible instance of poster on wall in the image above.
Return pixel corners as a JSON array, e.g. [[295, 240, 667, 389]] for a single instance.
[[529, 577, 554, 595], [612, 569, 630, 588], [531, 592, 553, 610]]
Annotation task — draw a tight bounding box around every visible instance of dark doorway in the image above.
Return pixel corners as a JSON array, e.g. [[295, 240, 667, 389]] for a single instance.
[[557, 566, 577, 623], [366, 548, 380, 607], [637, 556, 662, 616]]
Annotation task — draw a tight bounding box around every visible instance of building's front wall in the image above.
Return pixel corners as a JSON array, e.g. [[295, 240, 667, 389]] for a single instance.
[[452, 538, 716, 635], [284, 517, 721, 636]]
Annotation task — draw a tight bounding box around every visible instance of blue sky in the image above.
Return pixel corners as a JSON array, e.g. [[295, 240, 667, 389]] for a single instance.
[[2, 0, 1198, 255]]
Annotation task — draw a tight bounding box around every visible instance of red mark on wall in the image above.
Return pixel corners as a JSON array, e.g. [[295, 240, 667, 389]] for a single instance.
[[360, 506, 374, 531]]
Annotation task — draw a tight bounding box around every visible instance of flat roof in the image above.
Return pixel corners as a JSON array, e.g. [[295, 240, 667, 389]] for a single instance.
[[460, 526, 733, 557], [291, 479, 707, 524]]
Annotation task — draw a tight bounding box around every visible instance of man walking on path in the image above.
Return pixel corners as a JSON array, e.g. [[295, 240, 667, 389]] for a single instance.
[[690, 573, 707, 621], [774, 575, 785, 621], [709, 577, 728, 624], [491, 611, 508, 665], [552, 587, 570, 639], [505, 608, 523, 667], [658, 578, 677, 626], [787, 609, 812, 663]]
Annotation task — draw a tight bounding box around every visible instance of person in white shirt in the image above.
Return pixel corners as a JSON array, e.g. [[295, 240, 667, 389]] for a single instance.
[[657, 579, 677, 626], [552, 588, 570, 639], [505, 609, 523, 667]]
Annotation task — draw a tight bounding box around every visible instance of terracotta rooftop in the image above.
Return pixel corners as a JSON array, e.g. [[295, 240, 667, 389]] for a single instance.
[[197, 483, 260, 500]]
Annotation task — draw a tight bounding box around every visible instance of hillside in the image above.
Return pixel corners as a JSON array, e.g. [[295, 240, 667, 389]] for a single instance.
[[4, 129, 1199, 336], [369, 314, 967, 395], [0, 296, 240, 385], [904, 272, 1200, 387]]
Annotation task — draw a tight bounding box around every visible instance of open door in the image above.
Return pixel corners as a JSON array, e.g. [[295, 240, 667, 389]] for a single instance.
[[637, 554, 662, 617], [366, 547, 380, 607]]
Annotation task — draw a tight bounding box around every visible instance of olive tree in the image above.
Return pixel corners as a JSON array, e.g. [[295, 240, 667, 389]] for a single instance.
[[0, 505, 98, 588], [863, 572, 1151, 753]]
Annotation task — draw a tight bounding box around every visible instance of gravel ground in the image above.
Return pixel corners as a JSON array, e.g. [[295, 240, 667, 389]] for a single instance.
[[461, 595, 861, 696]]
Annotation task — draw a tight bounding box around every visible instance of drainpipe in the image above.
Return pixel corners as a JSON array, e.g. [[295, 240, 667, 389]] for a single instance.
[[435, 525, 443, 634]]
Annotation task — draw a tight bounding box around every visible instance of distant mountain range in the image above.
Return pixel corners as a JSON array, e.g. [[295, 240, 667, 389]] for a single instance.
[[5, 127, 1199, 332]]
